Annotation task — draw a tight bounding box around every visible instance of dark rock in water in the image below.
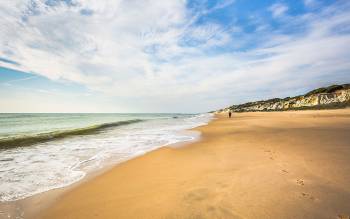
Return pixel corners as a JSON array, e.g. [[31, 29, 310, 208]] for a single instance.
[[173, 116, 179, 119]]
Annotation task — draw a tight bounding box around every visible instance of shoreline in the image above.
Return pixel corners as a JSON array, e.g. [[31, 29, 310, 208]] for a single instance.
[[0, 128, 205, 219]]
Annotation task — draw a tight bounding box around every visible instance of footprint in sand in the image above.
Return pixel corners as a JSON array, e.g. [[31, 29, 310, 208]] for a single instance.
[[264, 149, 291, 175], [301, 192, 316, 201], [296, 179, 304, 186], [264, 149, 277, 160], [338, 215, 350, 219], [184, 188, 211, 202]]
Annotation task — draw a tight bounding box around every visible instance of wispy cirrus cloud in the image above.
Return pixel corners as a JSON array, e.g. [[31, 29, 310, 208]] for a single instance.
[[303, 0, 319, 8], [1, 75, 38, 86], [268, 3, 288, 18], [0, 0, 350, 112]]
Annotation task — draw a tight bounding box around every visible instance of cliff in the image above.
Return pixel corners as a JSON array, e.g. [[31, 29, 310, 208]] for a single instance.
[[222, 84, 350, 112]]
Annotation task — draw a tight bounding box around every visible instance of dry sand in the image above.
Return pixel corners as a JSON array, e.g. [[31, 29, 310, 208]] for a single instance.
[[38, 109, 350, 219]]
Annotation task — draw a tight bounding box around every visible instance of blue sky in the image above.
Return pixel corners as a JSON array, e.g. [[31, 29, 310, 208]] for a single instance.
[[0, 0, 349, 113]]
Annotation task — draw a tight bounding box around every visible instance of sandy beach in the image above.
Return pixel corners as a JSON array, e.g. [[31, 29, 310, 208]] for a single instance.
[[37, 109, 350, 219]]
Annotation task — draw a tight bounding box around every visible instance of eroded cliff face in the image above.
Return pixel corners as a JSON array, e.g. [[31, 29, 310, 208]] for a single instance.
[[223, 85, 350, 112]]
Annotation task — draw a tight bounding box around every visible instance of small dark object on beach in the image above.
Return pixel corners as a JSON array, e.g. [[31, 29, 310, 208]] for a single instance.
[[229, 111, 232, 118]]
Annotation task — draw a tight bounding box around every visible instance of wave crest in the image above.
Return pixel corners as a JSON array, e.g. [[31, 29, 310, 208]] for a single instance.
[[0, 119, 143, 149]]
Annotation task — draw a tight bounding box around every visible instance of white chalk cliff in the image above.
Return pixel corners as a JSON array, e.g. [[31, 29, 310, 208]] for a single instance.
[[223, 84, 350, 112]]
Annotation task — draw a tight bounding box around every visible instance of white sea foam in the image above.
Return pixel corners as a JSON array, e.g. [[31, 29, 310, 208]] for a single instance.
[[0, 113, 212, 201]]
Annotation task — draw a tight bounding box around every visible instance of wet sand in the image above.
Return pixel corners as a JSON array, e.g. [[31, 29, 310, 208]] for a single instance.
[[39, 109, 350, 219]]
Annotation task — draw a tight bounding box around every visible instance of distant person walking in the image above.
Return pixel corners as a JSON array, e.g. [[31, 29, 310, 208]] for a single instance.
[[228, 111, 232, 118]]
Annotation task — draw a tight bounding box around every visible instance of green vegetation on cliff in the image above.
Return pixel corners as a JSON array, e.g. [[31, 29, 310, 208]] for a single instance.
[[305, 84, 350, 96]]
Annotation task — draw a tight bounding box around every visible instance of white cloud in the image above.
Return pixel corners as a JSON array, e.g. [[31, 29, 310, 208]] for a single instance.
[[210, 0, 235, 11], [0, 0, 350, 112], [269, 3, 288, 18], [303, 0, 319, 8]]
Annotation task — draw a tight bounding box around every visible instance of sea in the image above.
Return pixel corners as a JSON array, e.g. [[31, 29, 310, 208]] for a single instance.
[[0, 113, 212, 202]]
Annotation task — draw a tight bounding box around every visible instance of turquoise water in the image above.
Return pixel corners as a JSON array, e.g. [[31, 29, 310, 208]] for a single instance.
[[0, 113, 212, 201], [0, 113, 183, 139]]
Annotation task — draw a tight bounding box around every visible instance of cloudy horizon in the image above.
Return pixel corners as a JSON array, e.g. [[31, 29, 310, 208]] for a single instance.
[[1, 0, 350, 113]]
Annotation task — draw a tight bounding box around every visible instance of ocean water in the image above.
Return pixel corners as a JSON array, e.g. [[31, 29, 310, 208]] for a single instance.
[[0, 113, 212, 202]]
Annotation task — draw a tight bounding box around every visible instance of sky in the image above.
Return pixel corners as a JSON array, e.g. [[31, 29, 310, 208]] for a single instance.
[[0, 0, 349, 113]]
